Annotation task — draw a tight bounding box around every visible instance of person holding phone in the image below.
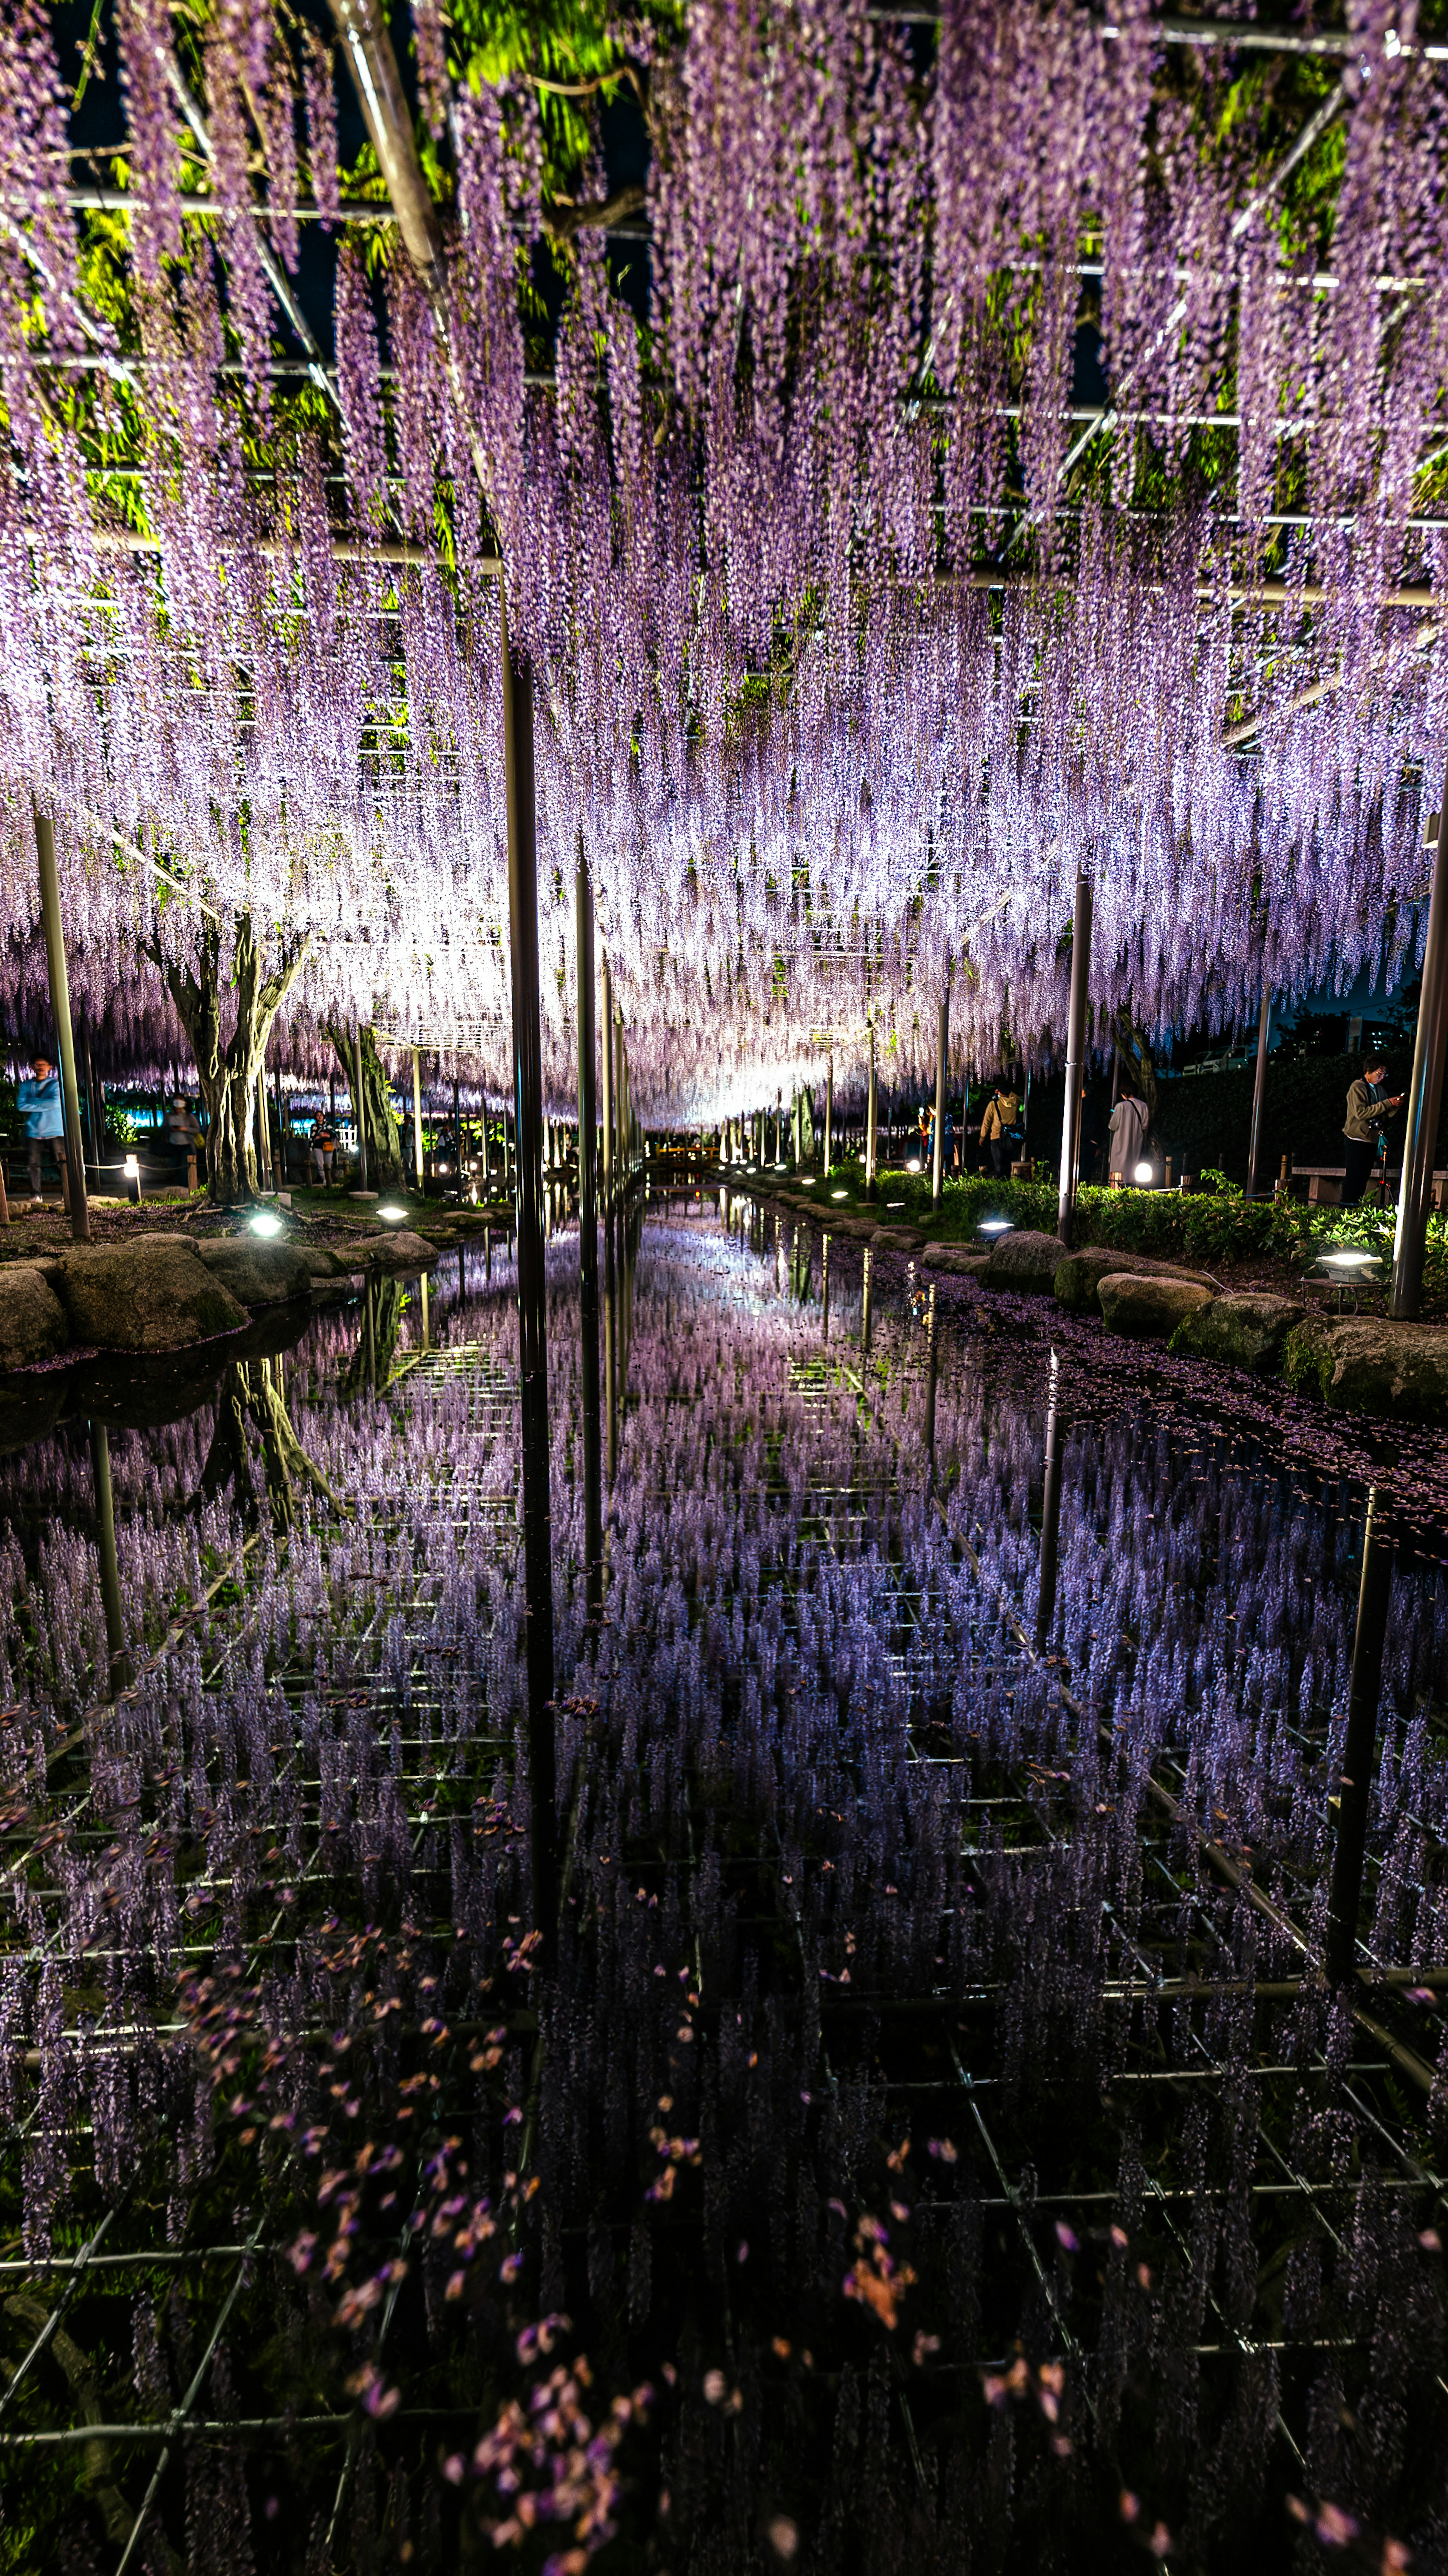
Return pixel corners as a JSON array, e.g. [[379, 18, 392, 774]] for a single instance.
[[1342, 1058, 1404, 1205]]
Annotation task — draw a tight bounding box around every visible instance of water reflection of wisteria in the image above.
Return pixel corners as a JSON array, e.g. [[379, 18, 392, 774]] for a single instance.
[[0, 1205, 1445, 2573]]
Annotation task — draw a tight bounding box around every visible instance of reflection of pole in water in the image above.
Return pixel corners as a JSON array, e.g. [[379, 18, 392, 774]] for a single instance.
[[485, 1225, 492, 1285], [861, 1244, 873, 1354], [577, 857, 603, 1624], [821, 1234, 830, 1342], [1326, 1488, 1396, 1987], [923, 1282, 937, 1481], [88, 1420, 131, 1695], [604, 1212, 618, 1491], [364, 1277, 377, 1392], [420, 1270, 431, 1352], [1035, 1348, 1063, 1655]]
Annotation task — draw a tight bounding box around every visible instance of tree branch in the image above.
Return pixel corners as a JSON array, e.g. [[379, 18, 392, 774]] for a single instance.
[[541, 181, 645, 242]]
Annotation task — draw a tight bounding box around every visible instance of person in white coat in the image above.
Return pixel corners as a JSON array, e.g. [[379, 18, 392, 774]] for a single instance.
[[1107, 1085, 1149, 1182]]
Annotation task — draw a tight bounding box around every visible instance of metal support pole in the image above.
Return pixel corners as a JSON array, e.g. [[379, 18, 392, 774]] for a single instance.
[[1057, 867, 1092, 1247], [575, 855, 603, 1627], [932, 989, 949, 1210], [502, 590, 557, 1955], [34, 809, 89, 1242], [1035, 1350, 1064, 1655], [89, 1421, 130, 1695], [353, 1028, 368, 1191], [412, 1047, 424, 1194], [1245, 985, 1272, 1199], [861, 1243, 873, 1353], [824, 1059, 833, 1181], [604, 1211, 618, 1490], [866, 1025, 878, 1199], [821, 1234, 830, 1343], [600, 954, 614, 1211], [1390, 791, 1448, 1319], [1325, 1489, 1395, 1986]]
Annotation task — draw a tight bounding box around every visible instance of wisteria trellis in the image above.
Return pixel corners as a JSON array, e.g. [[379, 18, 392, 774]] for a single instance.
[[0, 0, 1446, 1113]]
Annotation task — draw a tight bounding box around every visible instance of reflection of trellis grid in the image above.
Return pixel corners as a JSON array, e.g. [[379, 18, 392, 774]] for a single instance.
[[0, 1209, 1444, 2542]]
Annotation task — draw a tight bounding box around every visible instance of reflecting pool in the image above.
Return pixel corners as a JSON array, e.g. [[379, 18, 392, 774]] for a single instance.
[[0, 1194, 1445, 2571]]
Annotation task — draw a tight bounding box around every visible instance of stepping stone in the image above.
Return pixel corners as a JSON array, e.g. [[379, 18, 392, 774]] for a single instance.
[[983, 1229, 1069, 1291], [0, 1262, 70, 1371], [195, 1237, 314, 1307], [1281, 1317, 1448, 1424], [1053, 1245, 1213, 1313], [47, 1235, 246, 1352], [1098, 1273, 1214, 1338], [921, 1245, 992, 1277], [1170, 1293, 1303, 1370]]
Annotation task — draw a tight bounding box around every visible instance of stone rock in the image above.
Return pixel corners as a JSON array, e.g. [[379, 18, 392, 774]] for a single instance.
[[48, 1235, 246, 1353], [1170, 1293, 1304, 1371], [922, 1244, 992, 1277], [360, 1228, 440, 1271], [1281, 1316, 1448, 1424], [194, 1236, 314, 1307], [1053, 1245, 1215, 1314], [0, 1262, 71, 1371], [1098, 1273, 1215, 1338], [983, 1228, 1069, 1291], [869, 1225, 925, 1251], [295, 1245, 348, 1280]]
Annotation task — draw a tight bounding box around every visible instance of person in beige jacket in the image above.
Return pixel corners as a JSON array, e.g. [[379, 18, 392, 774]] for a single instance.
[[1342, 1059, 1402, 1204], [980, 1084, 1021, 1177]]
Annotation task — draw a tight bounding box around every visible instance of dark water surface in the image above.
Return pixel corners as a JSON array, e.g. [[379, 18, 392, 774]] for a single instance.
[[0, 1193, 1445, 2575]]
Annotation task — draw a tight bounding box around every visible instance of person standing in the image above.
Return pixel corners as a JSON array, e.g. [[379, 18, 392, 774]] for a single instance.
[[310, 1110, 337, 1188], [18, 1054, 65, 1205], [980, 1079, 1022, 1179], [1342, 1058, 1403, 1206], [1107, 1083, 1149, 1184]]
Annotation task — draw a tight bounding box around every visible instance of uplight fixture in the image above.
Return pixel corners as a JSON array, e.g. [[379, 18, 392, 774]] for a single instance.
[[906, 1156, 922, 1173], [1134, 1159, 1154, 1186], [377, 1203, 408, 1222], [977, 1217, 1013, 1237], [250, 1209, 283, 1238], [123, 1152, 141, 1205], [831, 1188, 849, 1200], [1319, 1247, 1378, 1271]]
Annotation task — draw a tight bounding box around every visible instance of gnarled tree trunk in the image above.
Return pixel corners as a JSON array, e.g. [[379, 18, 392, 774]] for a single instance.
[[145, 915, 309, 1207], [323, 1022, 406, 1190]]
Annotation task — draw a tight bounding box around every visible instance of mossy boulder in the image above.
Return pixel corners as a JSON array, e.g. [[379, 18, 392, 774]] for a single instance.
[[1281, 1317, 1448, 1423], [1098, 1273, 1215, 1339], [360, 1228, 440, 1271], [195, 1236, 314, 1307], [983, 1229, 1069, 1291], [922, 1245, 992, 1277], [1169, 1293, 1304, 1370], [0, 1262, 71, 1371], [48, 1236, 246, 1352], [869, 1225, 925, 1251], [1054, 1245, 1215, 1314]]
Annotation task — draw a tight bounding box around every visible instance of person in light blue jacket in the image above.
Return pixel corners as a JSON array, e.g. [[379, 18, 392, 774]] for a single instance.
[[17, 1054, 64, 1204]]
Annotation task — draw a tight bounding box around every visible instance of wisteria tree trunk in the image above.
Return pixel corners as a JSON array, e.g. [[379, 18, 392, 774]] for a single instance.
[[145, 916, 309, 1207], [323, 1022, 406, 1190]]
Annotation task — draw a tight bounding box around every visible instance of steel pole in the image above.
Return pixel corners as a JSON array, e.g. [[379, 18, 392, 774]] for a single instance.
[[932, 990, 949, 1209], [824, 1056, 833, 1180], [1245, 985, 1272, 1199], [34, 808, 90, 1242], [353, 1027, 368, 1191], [502, 587, 557, 1953], [866, 1025, 878, 1199], [1325, 1490, 1395, 1985], [1390, 790, 1448, 1318], [411, 1047, 424, 1193], [575, 855, 603, 1625], [1056, 867, 1092, 1247]]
